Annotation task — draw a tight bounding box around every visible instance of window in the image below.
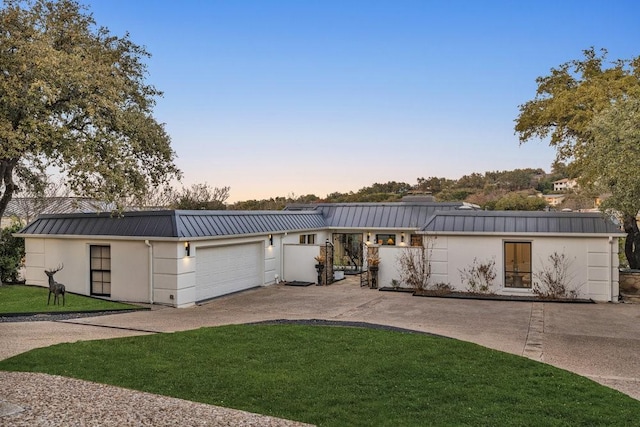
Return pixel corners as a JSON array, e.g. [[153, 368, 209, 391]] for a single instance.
[[410, 234, 423, 247], [504, 242, 531, 288], [299, 234, 316, 244], [376, 234, 396, 246], [90, 245, 111, 296]]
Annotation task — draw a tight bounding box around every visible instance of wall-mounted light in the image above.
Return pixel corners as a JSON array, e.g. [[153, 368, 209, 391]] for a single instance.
[[366, 232, 371, 243], [401, 232, 405, 243], [268, 234, 273, 246], [184, 241, 191, 257]]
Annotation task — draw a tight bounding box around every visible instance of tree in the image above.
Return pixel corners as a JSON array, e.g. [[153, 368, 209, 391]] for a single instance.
[[0, 0, 180, 219], [515, 48, 640, 160], [494, 193, 547, 211], [172, 184, 230, 210], [515, 48, 640, 266], [582, 98, 640, 268]]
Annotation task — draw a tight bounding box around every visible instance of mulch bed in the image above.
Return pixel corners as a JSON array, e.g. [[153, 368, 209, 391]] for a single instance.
[[379, 287, 594, 303]]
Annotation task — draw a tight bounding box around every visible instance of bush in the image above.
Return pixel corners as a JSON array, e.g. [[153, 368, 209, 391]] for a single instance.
[[459, 258, 497, 294], [0, 222, 25, 284], [397, 246, 432, 292], [533, 252, 581, 299]]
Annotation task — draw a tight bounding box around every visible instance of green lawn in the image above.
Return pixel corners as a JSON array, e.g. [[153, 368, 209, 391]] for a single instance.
[[1, 324, 638, 426], [0, 284, 143, 314]]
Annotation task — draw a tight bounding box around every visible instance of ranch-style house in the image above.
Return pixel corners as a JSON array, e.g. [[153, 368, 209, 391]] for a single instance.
[[18, 201, 624, 307]]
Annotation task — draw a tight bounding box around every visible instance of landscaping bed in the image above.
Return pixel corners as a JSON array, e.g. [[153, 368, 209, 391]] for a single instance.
[[379, 286, 595, 303]]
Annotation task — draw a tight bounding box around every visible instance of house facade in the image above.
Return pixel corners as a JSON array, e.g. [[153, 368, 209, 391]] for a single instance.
[[18, 202, 624, 307], [553, 178, 579, 192]]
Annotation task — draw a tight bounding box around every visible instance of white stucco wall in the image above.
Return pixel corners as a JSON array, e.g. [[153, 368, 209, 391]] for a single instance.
[[283, 244, 322, 283], [375, 234, 619, 302], [24, 237, 150, 303]]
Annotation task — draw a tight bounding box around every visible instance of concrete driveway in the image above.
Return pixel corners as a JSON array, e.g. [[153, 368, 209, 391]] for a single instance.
[[3, 276, 640, 400]]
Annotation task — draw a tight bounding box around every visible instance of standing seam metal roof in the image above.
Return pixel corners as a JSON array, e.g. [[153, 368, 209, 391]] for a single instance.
[[312, 202, 467, 229], [421, 210, 623, 234], [18, 204, 623, 239], [18, 210, 327, 239]]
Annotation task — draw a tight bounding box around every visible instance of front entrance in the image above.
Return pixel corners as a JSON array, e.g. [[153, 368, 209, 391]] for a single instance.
[[331, 233, 364, 274]]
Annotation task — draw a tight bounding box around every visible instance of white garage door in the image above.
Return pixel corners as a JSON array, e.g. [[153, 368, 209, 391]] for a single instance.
[[195, 243, 263, 302]]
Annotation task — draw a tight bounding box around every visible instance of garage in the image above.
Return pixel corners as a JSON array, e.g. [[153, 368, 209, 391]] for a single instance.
[[195, 242, 263, 302]]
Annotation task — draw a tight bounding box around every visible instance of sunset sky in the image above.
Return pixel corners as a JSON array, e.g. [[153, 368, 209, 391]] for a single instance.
[[85, 0, 640, 202]]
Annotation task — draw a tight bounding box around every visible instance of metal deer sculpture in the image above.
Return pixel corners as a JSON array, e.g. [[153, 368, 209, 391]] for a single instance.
[[44, 264, 66, 306]]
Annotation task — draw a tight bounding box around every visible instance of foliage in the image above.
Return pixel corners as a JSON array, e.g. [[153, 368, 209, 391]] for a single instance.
[[229, 193, 319, 210], [582, 98, 640, 268], [0, 284, 140, 313], [4, 324, 640, 426], [459, 258, 497, 294], [515, 47, 640, 160], [514, 48, 640, 266], [493, 193, 548, 211], [171, 184, 230, 210], [367, 254, 380, 266], [0, 222, 24, 283], [314, 254, 325, 264], [533, 252, 581, 299], [397, 244, 432, 291], [557, 191, 599, 211], [0, 0, 181, 219]]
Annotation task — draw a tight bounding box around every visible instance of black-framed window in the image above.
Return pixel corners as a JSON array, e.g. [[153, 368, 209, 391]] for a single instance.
[[376, 234, 396, 246], [299, 234, 316, 244], [504, 242, 531, 288], [410, 234, 423, 247], [90, 245, 111, 296]]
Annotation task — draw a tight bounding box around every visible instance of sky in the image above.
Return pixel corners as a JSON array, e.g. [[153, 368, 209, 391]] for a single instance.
[[84, 0, 640, 202]]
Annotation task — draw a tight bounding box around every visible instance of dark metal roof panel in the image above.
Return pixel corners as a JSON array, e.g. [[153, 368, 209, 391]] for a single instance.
[[19, 211, 179, 237], [422, 211, 623, 235], [173, 211, 326, 238], [19, 210, 327, 239], [316, 202, 466, 229]]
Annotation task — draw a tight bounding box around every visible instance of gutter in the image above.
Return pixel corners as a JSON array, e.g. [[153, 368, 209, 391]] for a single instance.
[[145, 240, 153, 305]]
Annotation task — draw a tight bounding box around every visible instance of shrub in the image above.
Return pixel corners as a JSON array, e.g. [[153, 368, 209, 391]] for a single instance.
[[533, 252, 581, 299], [0, 222, 25, 284], [397, 242, 432, 292], [459, 258, 497, 294]]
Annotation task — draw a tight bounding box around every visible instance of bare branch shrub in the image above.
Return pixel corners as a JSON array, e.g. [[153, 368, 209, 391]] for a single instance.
[[397, 239, 433, 292], [459, 257, 497, 294], [533, 252, 581, 299]]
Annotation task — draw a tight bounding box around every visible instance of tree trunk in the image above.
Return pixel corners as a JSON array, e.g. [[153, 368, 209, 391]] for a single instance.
[[623, 214, 640, 269], [0, 159, 18, 220]]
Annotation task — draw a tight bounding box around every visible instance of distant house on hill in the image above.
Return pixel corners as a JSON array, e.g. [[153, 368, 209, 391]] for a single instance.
[[542, 194, 566, 207], [553, 178, 578, 192]]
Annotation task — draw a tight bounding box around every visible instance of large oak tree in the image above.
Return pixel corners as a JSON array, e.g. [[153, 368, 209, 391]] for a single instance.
[[515, 48, 640, 268], [0, 0, 180, 219]]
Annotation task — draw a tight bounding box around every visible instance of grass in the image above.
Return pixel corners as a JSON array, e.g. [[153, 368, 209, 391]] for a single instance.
[[0, 284, 143, 314], [1, 324, 639, 426]]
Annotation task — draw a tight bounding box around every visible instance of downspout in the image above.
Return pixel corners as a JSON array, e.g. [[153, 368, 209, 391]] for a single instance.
[[145, 240, 154, 305], [279, 233, 285, 283], [609, 236, 618, 302]]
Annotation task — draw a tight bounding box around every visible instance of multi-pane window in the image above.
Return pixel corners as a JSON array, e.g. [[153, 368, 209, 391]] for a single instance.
[[376, 234, 396, 246], [504, 242, 531, 288], [410, 234, 423, 247], [90, 245, 111, 296], [299, 234, 316, 244]]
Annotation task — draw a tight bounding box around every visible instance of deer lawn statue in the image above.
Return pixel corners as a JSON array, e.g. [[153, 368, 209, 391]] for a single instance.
[[45, 264, 66, 306]]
